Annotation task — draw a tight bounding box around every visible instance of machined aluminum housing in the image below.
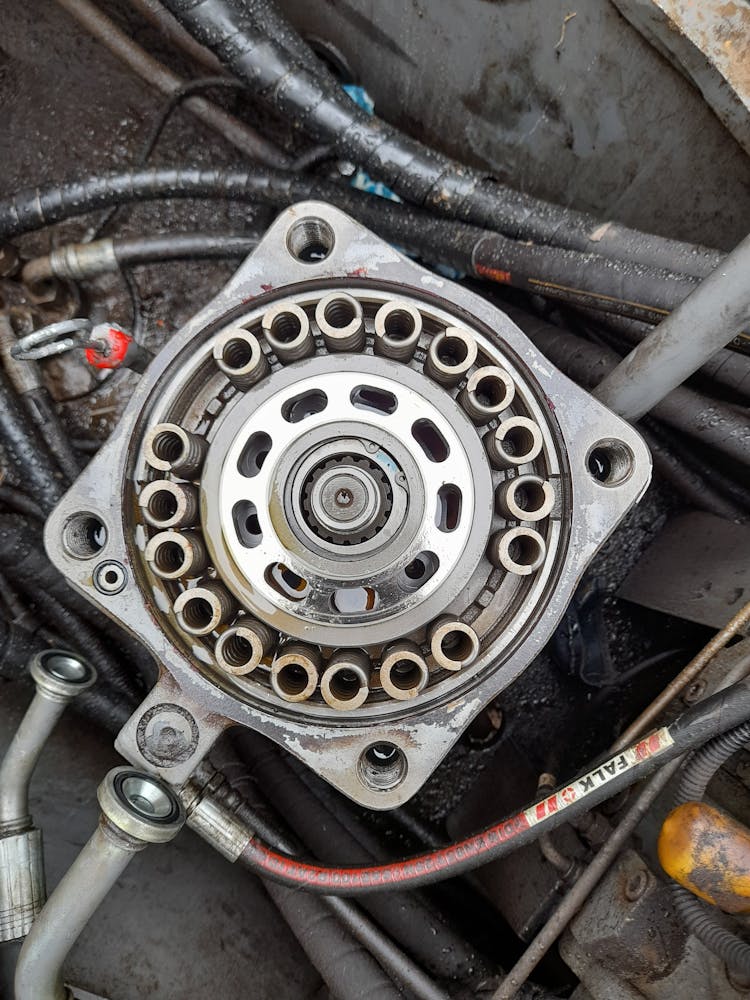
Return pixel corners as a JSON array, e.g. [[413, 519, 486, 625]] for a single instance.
[[45, 203, 651, 808]]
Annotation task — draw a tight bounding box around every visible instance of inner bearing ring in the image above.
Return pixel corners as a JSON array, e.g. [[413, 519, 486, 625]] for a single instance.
[[306, 460, 388, 541]]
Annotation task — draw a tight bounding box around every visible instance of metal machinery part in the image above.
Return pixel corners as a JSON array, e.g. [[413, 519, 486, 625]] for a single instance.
[[44, 203, 650, 808]]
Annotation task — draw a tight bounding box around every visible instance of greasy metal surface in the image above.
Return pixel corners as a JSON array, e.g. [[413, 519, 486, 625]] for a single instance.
[[0, 684, 321, 1000], [562, 849, 749, 999], [659, 801, 750, 914], [611, 0, 750, 158], [568, 849, 686, 983], [44, 203, 651, 808], [618, 512, 750, 629], [279, 0, 750, 251]]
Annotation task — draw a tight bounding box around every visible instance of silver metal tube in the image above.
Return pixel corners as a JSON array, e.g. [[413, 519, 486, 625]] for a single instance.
[[0, 651, 96, 943], [15, 823, 139, 1000], [14, 767, 184, 1000], [0, 694, 65, 828], [595, 231, 750, 421]]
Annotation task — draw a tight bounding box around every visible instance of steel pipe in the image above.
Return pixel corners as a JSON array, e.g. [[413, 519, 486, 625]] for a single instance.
[[14, 767, 184, 1000], [595, 231, 750, 420]]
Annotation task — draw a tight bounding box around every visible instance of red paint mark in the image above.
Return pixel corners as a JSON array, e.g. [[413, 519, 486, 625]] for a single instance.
[[260, 284, 274, 292], [475, 263, 512, 284], [85, 327, 132, 370], [347, 267, 367, 278]]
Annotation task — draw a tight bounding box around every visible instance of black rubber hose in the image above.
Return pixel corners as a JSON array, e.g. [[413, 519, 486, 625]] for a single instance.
[[265, 884, 405, 1000], [637, 422, 747, 522], [670, 722, 750, 977], [0, 369, 64, 515], [510, 310, 750, 468], [116, 232, 257, 266], [211, 743, 451, 1000], [234, 730, 487, 983], [0, 485, 44, 521], [159, 0, 722, 278], [14, 584, 138, 703], [0, 169, 711, 326], [21, 387, 82, 483]]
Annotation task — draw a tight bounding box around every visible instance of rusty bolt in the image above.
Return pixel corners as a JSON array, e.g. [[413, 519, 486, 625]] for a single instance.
[[624, 868, 650, 902], [683, 679, 707, 705]]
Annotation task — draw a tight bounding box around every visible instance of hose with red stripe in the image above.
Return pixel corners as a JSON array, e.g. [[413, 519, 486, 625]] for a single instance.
[[238, 679, 750, 894]]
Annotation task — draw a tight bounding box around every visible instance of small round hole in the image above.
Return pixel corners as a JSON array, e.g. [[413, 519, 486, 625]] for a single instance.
[[120, 775, 174, 819], [45, 653, 88, 682], [358, 742, 407, 791], [587, 440, 634, 487], [287, 217, 335, 263], [182, 597, 213, 631], [62, 513, 107, 560], [277, 662, 309, 696], [384, 309, 415, 341], [151, 429, 184, 465]]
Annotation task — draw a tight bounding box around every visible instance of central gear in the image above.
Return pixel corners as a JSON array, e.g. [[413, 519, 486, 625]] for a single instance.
[[301, 455, 393, 545]]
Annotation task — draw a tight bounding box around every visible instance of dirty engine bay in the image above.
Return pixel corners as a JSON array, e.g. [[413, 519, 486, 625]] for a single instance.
[[1, 1, 750, 998]]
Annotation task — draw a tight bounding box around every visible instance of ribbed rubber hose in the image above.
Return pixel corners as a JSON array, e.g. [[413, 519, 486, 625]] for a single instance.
[[0, 369, 64, 515], [670, 722, 750, 977], [0, 169, 709, 326], [158, 0, 722, 278]]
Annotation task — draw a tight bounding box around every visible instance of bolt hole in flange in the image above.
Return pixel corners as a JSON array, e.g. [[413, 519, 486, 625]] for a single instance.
[[358, 742, 408, 791], [287, 217, 335, 263], [587, 439, 635, 487], [62, 512, 107, 560]]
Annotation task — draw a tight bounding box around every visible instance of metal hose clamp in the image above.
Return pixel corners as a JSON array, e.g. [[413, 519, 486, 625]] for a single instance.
[[10, 318, 97, 361]]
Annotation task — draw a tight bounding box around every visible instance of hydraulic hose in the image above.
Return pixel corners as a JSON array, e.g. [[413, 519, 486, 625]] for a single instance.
[[54, 0, 290, 168], [265, 884, 405, 1000], [22, 232, 259, 285], [669, 723, 750, 977], [0, 369, 64, 515], [186, 756, 449, 1000], [0, 169, 711, 327], [159, 0, 722, 278], [0, 484, 43, 521], [235, 730, 486, 982], [595, 231, 750, 420], [236, 679, 750, 894]]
